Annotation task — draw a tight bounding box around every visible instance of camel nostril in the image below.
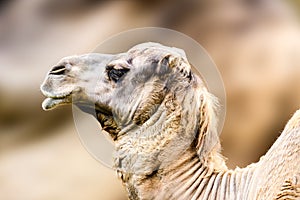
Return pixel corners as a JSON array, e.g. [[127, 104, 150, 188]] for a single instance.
[[49, 65, 66, 75]]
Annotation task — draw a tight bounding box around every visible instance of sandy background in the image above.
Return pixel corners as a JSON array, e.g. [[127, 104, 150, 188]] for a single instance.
[[0, 0, 300, 199]]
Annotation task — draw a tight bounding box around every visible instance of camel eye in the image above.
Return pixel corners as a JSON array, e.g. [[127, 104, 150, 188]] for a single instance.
[[107, 67, 129, 82]]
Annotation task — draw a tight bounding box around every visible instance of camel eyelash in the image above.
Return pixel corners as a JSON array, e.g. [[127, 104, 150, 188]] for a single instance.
[[106, 67, 130, 82], [127, 58, 133, 65]]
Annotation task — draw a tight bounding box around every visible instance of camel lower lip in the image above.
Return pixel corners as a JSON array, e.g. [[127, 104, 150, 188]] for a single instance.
[[42, 97, 71, 110]]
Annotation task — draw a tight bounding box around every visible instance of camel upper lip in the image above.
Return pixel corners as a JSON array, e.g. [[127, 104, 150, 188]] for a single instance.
[[42, 91, 72, 99]]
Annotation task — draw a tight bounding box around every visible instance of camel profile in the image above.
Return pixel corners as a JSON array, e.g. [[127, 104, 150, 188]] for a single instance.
[[41, 42, 300, 199]]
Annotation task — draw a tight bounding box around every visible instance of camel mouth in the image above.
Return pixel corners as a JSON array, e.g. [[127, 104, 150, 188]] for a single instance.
[[41, 91, 113, 117], [42, 93, 72, 111]]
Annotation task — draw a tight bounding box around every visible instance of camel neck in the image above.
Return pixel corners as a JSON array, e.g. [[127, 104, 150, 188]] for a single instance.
[[158, 150, 256, 200], [121, 149, 256, 200]]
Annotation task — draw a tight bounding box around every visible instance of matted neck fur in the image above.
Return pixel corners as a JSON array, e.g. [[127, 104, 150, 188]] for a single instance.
[[41, 42, 300, 200]]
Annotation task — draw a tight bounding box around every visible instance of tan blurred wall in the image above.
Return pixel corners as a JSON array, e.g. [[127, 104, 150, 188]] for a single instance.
[[0, 0, 300, 199]]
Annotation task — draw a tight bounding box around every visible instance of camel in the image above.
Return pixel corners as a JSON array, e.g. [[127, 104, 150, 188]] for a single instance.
[[41, 42, 300, 199]]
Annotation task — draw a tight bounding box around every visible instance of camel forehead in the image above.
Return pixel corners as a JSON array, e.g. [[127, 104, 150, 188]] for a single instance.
[[128, 42, 187, 59]]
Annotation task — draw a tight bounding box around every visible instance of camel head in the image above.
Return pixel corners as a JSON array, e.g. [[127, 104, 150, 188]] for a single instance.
[[41, 42, 224, 177]]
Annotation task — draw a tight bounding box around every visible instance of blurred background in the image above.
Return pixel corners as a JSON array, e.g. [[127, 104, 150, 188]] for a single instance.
[[0, 0, 299, 199]]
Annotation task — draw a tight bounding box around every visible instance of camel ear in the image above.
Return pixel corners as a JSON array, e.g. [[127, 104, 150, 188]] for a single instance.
[[195, 86, 226, 170], [160, 54, 192, 79]]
